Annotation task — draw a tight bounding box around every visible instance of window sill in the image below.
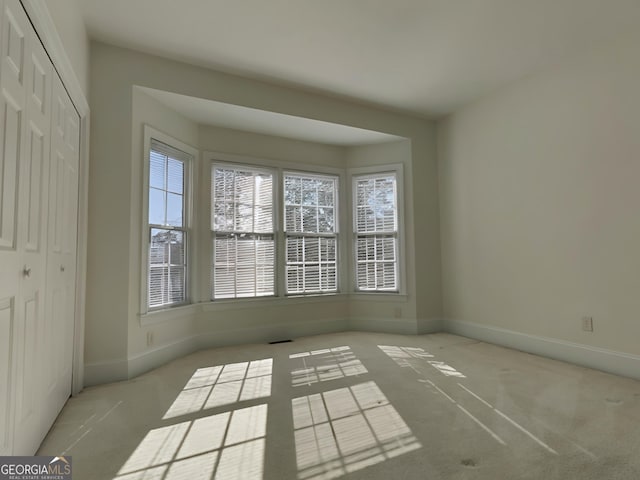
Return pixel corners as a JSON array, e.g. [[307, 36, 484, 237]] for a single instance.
[[202, 293, 349, 311], [139, 291, 407, 324], [349, 292, 409, 302]]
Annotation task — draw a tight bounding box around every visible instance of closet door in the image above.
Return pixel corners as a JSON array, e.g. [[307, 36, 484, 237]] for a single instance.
[[9, 0, 53, 455], [0, 0, 79, 455], [0, 0, 38, 456], [0, 0, 18, 457], [43, 72, 79, 430], [0, 0, 81, 454]]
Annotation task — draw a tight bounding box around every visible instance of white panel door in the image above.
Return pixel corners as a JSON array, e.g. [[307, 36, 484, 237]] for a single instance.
[[0, 0, 13, 457], [0, 0, 79, 455], [14, 11, 54, 455], [42, 71, 79, 432], [10, 0, 53, 455], [0, 0, 26, 456]]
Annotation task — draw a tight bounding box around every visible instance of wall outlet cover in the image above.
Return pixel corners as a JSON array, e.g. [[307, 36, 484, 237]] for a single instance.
[[582, 316, 594, 332]]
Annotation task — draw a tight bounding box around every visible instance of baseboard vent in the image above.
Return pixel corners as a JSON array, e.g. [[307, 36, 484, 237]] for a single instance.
[[269, 339, 292, 344]]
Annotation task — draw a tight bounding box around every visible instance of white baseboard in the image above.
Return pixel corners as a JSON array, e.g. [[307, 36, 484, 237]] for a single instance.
[[86, 317, 640, 387], [128, 335, 200, 379], [125, 315, 441, 380], [84, 358, 129, 387], [445, 319, 640, 382], [418, 317, 444, 334], [85, 317, 349, 385], [348, 317, 418, 335], [196, 317, 349, 350]]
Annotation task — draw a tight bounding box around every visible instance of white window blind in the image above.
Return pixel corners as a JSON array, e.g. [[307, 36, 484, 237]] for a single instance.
[[284, 173, 338, 294], [148, 139, 190, 308], [354, 173, 398, 291], [212, 165, 275, 299]]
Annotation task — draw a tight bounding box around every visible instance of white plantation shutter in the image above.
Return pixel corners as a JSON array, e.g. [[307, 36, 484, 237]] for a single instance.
[[148, 139, 190, 308], [212, 165, 275, 299], [354, 173, 398, 291], [284, 173, 338, 294]]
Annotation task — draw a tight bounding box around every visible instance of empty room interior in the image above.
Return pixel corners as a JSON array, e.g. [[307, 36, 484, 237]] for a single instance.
[[2, 0, 640, 478]]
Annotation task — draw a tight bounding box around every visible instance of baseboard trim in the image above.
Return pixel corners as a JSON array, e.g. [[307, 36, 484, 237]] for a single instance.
[[128, 335, 200, 379], [348, 317, 418, 335], [196, 317, 349, 350], [127, 317, 437, 380], [417, 317, 444, 334], [88, 317, 350, 385], [84, 358, 129, 387], [445, 319, 640, 381]]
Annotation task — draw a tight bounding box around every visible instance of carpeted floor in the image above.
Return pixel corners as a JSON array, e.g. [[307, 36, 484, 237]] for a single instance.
[[38, 332, 640, 479]]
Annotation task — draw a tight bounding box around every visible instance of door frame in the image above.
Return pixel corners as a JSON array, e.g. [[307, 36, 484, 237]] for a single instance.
[[20, 0, 89, 395]]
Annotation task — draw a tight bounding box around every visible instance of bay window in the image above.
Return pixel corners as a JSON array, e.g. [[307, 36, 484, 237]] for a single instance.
[[145, 139, 404, 311]]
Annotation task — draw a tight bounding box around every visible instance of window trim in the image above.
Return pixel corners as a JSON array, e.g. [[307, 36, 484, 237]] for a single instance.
[[141, 125, 198, 314], [206, 151, 346, 302], [283, 170, 340, 295], [348, 164, 406, 295], [211, 162, 278, 300]]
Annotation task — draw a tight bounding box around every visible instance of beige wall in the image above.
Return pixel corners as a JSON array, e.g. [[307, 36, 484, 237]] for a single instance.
[[86, 41, 440, 383], [438, 30, 640, 356], [46, 0, 90, 96], [86, 45, 132, 373]]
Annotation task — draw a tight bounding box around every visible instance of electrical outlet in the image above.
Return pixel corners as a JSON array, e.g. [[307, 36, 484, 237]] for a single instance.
[[147, 331, 154, 346], [582, 316, 594, 332], [394, 307, 402, 318]]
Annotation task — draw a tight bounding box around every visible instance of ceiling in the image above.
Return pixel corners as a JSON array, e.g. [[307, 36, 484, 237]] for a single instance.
[[80, 0, 640, 117], [139, 87, 403, 146]]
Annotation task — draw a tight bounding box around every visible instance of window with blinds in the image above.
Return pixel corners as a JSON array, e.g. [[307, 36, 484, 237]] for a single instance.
[[354, 173, 398, 291], [148, 139, 190, 308], [284, 173, 338, 294], [212, 165, 275, 299]]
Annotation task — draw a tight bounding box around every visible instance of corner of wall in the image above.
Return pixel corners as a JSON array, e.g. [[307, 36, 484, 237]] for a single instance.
[[417, 317, 444, 334]]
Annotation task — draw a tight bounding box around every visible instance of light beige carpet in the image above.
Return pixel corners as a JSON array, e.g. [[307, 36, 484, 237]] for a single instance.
[[38, 332, 640, 479]]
